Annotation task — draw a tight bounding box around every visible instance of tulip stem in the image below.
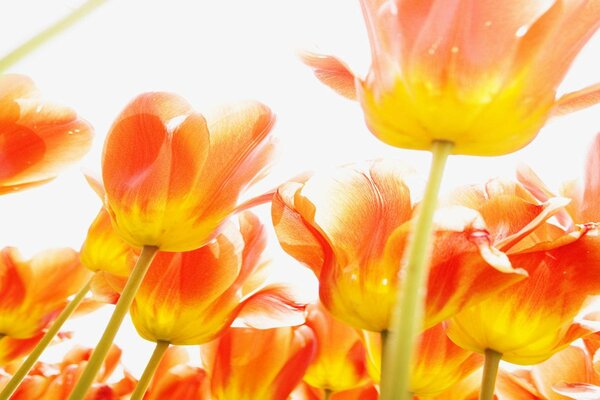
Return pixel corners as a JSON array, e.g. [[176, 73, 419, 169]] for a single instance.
[[130, 340, 170, 400], [324, 389, 333, 400], [380, 140, 453, 400], [68, 245, 159, 400], [479, 349, 502, 400], [0, 277, 93, 400], [0, 0, 108, 72]]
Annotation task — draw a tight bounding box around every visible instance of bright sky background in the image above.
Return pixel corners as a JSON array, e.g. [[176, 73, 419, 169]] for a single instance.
[[1, 0, 600, 376]]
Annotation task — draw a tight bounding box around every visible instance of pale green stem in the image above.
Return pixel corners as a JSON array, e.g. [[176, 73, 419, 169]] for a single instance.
[[130, 340, 169, 400], [0, 278, 92, 400], [68, 246, 158, 400], [0, 0, 108, 73], [380, 140, 454, 400], [479, 349, 502, 400]]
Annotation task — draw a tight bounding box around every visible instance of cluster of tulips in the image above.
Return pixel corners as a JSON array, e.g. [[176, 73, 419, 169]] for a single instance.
[[4, 1, 600, 399]]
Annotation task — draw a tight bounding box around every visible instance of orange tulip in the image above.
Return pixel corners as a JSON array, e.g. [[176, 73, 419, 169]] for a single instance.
[[0, 247, 90, 341], [102, 92, 276, 251], [272, 160, 525, 332], [131, 211, 307, 345], [446, 180, 600, 364], [144, 347, 210, 400], [0, 344, 135, 400], [303, 1, 600, 156], [303, 302, 370, 393], [362, 323, 482, 397], [201, 325, 316, 400], [0, 74, 93, 194]]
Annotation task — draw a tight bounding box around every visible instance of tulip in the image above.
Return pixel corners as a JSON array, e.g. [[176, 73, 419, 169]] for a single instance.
[[303, 303, 370, 393], [201, 325, 316, 400], [303, 1, 600, 156], [128, 212, 307, 399], [0, 247, 90, 341], [102, 92, 276, 252], [0, 74, 92, 194], [131, 211, 306, 346], [272, 160, 525, 333], [443, 179, 600, 399]]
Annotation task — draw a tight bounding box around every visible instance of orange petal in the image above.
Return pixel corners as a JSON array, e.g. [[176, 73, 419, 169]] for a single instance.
[[515, 1, 600, 100], [237, 283, 308, 329], [146, 365, 209, 400], [0, 333, 43, 365], [553, 382, 600, 399], [300, 52, 357, 100], [554, 82, 600, 116], [192, 101, 276, 231]]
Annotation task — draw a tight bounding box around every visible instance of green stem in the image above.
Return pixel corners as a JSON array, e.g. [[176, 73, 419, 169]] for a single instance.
[[0, 277, 92, 400], [0, 0, 108, 73], [130, 340, 169, 400], [380, 140, 454, 400], [479, 349, 502, 400], [68, 246, 158, 400]]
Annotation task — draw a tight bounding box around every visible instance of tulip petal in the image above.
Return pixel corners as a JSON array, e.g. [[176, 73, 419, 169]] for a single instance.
[[300, 52, 357, 100], [553, 383, 600, 400], [554, 82, 600, 116], [237, 283, 308, 329]]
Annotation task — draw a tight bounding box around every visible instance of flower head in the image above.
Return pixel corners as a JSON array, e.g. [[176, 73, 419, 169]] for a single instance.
[[446, 180, 600, 364], [303, 1, 600, 155], [0, 247, 90, 340], [130, 212, 307, 345], [303, 302, 370, 392], [0, 74, 93, 193], [102, 92, 276, 251]]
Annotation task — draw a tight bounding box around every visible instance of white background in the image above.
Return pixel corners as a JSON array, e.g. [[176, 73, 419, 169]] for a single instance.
[[1, 0, 600, 377]]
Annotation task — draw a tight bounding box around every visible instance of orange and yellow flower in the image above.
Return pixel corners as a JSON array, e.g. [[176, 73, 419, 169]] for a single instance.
[[0, 247, 90, 342], [303, 1, 600, 155], [0, 74, 93, 194], [201, 325, 316, 400], [362, 323, 482, 397], [446, 180, 600, 364], [272, 160, 525, 332], [303, 302, 370, 393], [130, 212, 306, 345], [102, 92, 276, 251]]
